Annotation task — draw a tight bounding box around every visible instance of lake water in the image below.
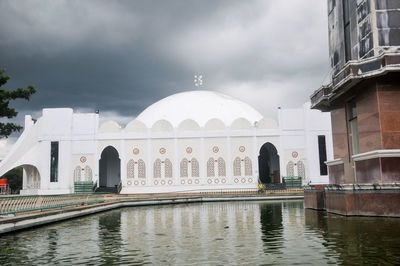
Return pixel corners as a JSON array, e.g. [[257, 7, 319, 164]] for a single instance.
[[0, 200, 399, 265]]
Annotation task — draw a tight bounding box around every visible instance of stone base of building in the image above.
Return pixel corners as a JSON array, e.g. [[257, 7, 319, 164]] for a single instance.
[[304, 184, 400, 217], [304, 185, 325, 210]]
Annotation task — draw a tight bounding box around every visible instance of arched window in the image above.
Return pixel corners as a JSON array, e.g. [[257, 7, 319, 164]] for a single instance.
[[74, 166, 81, 182], [233, 157, 241, 176], [180, 158, 188, 178], [218, 157, 226, 177], [207, 158, 215, 177], [84, 166, 93, 181], [138, 159, 146, 179], [154, 159, 161, 178], [165, 158, 173, 178], [287, 161, 294, 176], [127, 159, 135, 179], [244, 157, 252, 176], [191, 158, 199, 177], [297, 161, 306, 180]]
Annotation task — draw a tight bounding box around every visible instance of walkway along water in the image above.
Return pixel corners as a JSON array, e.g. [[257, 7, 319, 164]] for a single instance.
[[0, 190, 304, 234]]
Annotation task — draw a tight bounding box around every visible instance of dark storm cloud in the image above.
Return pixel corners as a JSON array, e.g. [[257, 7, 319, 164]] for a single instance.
[[0, 0, 328, 122]]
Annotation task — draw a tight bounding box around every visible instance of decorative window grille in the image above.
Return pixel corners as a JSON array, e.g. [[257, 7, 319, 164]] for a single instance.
[[207, 158, 215, 177], [297, 161, 306, 180], [127, 159, 135, 179], [138, 159, 146, 179], [84, 166, 93, 181], [287, 161, 294, 176], [165, 158, 173, 178], [191, 158, 199, 177], [74, 166, 81, 182], [244, 157, 252, 176], [180, 158, 188, 178], [154, 159, 161, 178], [233, 157, 241, 176], [218, 157, 226, 177]]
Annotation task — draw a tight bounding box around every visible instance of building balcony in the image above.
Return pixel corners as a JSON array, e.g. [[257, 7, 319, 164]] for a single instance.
[[311, 53, 400, 110]]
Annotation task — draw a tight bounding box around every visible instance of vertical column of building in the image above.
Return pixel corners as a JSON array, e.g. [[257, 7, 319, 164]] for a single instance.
[[252, 125, 258, 185], [226, 135, 232, 186], [146, 128, 152, 187], [200, 135, 205, 185], [120, 138, 126, 190], [173, 132, 179, 186], [277, 108, 284, 183]]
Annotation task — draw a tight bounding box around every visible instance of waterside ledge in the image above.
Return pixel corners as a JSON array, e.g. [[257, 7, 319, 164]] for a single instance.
[[304, 184, 400, 217]]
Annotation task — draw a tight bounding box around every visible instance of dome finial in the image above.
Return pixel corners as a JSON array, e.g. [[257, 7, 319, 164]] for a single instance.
[[194, 74, 203, 88]]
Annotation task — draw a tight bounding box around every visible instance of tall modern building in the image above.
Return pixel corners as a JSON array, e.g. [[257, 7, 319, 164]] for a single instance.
[[306, 0, 400, 216]]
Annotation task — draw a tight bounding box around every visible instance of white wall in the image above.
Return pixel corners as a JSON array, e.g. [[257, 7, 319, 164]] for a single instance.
[[1, 103, 333, 194], [278, 102, 333, 184]]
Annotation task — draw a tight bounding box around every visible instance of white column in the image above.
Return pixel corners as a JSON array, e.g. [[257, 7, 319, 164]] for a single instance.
[[120, 138, 126, 187], [22, 167, 27, 190], [252, 134, 258, 183], [40, 141, 50, 191], [94, 139, 99, 188], [174, 136, 179, 185], [200, 136, 205, 184], [278, 135, 284, 183], [226, 135, 232, 184], [94, 113, 100, 188], [147, 132, 152, 187]]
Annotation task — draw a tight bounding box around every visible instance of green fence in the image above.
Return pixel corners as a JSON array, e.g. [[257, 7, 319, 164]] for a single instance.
[[283, 176, 303, 189], [0, 193, 105, 215], [74, 181, 94, 193]]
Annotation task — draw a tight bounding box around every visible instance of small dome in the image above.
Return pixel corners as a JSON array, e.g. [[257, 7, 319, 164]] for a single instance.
[[136, 90, 263, 127]]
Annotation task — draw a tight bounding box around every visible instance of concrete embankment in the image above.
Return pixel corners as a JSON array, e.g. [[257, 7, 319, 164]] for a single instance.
[[0, 195, 303, 234]]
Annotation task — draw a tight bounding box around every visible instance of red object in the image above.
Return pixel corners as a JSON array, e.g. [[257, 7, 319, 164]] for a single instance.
[[0, 178, 8, 187]]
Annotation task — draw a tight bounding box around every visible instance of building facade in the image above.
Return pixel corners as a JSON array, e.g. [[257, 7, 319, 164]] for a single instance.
[[307, 0, 400, 216], [0, 91, 332, 195]]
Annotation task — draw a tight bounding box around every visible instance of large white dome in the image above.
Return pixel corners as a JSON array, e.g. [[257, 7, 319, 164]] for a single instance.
[[136, 90, 263, 127]]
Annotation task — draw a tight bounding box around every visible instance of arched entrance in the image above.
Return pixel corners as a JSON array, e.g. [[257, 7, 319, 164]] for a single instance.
[[1, 167, 23, 194], [258, 143, 280, 184], [1, 164, 41, 194], [99, 146, 121, 192]]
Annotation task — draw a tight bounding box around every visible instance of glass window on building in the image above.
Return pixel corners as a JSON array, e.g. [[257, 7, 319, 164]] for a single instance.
[[50, 142, 59, 182], [342, 0, 351, 62], [346, 99, 359, 156], [318, 135, 328, 176]]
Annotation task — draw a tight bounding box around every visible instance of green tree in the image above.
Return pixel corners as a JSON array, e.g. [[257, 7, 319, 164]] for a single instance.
[[0, 68, 36, 138]]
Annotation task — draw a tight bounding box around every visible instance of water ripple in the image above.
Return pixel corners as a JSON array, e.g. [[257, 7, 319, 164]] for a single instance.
[[1, 201, 400, 265]]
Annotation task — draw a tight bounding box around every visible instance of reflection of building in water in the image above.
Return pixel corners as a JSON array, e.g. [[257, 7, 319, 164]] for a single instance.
[[259, 202, 283, 253], [98, 210, 122, 265], [0, 91, 333, 195], [1, 215, 102, 264], [305, 209, 400, 264], [120, 202, 265, 265]]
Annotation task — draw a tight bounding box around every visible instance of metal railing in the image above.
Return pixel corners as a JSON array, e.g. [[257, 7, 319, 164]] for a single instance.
[[117, 181, 122, 194], [74, 181, 94, 193], [282, 176, 303, 189], [92, 180, 98, 192], [264, 188, 304, 194], [0, 185, 10, 195], [26, 181, 40, 189], [0, 193, 105, 216]]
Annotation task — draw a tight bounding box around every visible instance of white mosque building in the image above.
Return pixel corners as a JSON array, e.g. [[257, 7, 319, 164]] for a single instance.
[[0, 91, 333, 195]]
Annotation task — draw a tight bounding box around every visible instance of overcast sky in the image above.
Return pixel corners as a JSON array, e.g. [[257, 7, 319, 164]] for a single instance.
[[0, 0, 329, 157]]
